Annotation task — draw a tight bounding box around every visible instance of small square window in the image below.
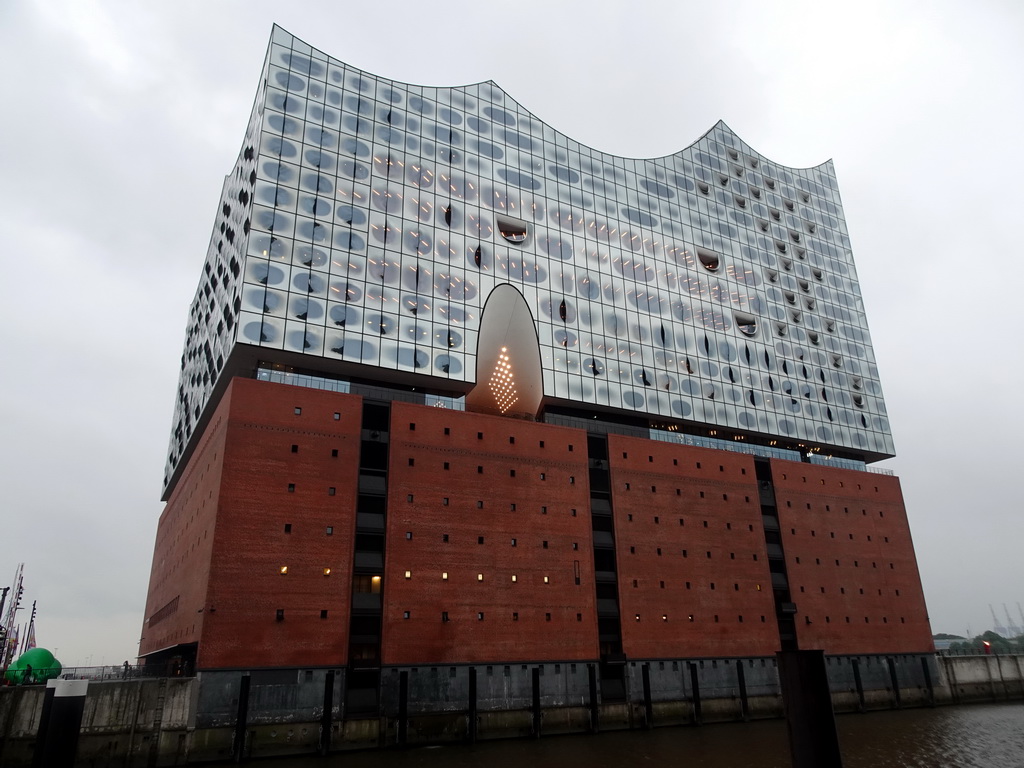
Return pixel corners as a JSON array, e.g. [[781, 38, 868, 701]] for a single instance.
[[572, 542, 578, 550], [540, 473, 546, 480], [331, 449, 338, 457], [443, 497, 449, 506], [577, 613, 582, 622], [442, 534, 449, 542], [404, 611, 410, 619], [409, 423, 416, 431], [405, 570, 412, 579], [510, 503, 516, 511], [329, 487, 336, 496], [276, 609, 285, 621], [444, 427, 450, 435], [476, 500, 483, 509], [326, 526, 333, 535], [513, 612, 519, 621], [478, 536, 485, 544], [539, 440, 545, 448], [477, 466, 483, 474], [291, 444, 298, 453], [478, 432, 484, 440], [320, 610, 328, 619], [571, 508, 577, 516], [541, 505, 548, 514], [542, 540, 548, 549], [333, 412, 340, 420], [405, 531, 413, 540], [288, 483, 295, 493], [442, 611, 449, 622], [477, 612, 485, 621], [294, 407, 302, 415], [545, 613, 552, 622], [408, 458, 415, 466], [510, 469, 516, 477], [279, 565, 288, 574], [511, 538, 517, 547], [407, 494, 414, 502], [284, 523, 292, 533], [509, 436, 515, 444]]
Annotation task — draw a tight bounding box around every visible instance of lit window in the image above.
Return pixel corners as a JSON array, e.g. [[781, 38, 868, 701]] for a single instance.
[[477, 573, 484, 581], [323, 567, 331, 576], [404, 570, 412, 579], [511, 574, 517, 582], [442, 572, 448, 580], [279, 566, 288, 574]]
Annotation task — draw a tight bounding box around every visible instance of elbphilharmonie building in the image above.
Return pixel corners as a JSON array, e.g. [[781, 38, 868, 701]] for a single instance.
[[142, 25, 931, 730]]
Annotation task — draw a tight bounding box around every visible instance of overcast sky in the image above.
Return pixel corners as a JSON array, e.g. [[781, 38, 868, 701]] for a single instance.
[[1, 0, 1021, 666]]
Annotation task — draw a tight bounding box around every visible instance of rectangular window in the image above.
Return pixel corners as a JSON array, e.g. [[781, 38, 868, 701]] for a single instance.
[[320, 610, 328, 619], [409, 423, 416, 431], [477, 432, 484, 440], [284, 524, 292, 533], [333, 412, 340, 420], [443, 497, 449, 505], [326, 526, 333, 535], [442, 534, 449, 542], [287, 483, 295, 493], [294, 407, 302, 415], [291, 444, 298, 453], [329, 487, 336, 496], [444, 427, 450, 435], [331, 449, 339, 457], [407, 494, 413, 502], [444, 462, 450, 470], [408, 458, 415, 466], [405, 531, 412, 540], [477, 466, 483, 474]]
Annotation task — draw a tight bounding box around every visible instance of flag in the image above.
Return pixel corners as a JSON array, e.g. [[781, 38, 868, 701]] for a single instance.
[[25, 619, 36, 651]]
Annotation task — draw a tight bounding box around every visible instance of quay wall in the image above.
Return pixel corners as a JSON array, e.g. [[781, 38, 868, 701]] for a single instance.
[[0, 654, 1020, 766]]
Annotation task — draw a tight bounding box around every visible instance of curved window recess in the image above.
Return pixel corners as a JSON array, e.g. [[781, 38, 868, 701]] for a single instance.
[[558, 299, 568, 321], [728, 149, 739, 160], [748, 157, 759, 168], [766, 270, 779, 283], [781, 259, 793, 272], [733, 195, 747, 208], [496, 215, 529, 245], [790, 310, 802, 324], [641, 369, 652, 386], [716, 174, 729, 187], [734, 312, 758, 336], [587, 358, 603, 376], [474, 245, 483, 267], [824, 319, 836, 332], [770, 209, 781, 221], [757, 219, 770, 232], [697, 248, 720, 272], [444, 205, 453, 226], [732, 165, 744, 177], [784, 200, 795, 211], [851, 376, 863, 390], [784, 291, 796, 305], [852, 393, 865, 408], [775, 322, 787, 337], [811, 269, 823, 281], [798, 280, 810, 292], [776, 241, 788, 254], [805, 299, 816, 311], [800, 192, 811, 203], [659, 324, 668, 345], [831, 354, 843, 368], [751, 188, 762, 199], [795, 248, 807, 260], [697, 181, 710, 195], [807, 331, 820, 346], [790, 231, 801, 243], [766, 178, 776, 190], [806, 222, 817, 234]]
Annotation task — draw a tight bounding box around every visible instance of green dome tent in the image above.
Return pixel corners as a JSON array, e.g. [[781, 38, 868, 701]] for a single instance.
[[4, 648, 62, 685]]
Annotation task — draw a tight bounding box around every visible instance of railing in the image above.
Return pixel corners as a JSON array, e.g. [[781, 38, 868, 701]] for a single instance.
[[51, 664, 188, 681]]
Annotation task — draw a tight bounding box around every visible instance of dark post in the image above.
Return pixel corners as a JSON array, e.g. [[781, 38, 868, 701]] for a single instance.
[[397, 670, 409, 746], [776, 650, 843, 768], [736, 659, 750, 721], [688, 663, 702, 725], [232, 673, 251, 763], [467, 666, 477, 744], [531, 666, 542, 738], [318, 670, 335, 755], [32, 679, 88, 768], [886, 657, 902, 709], [587, 663, 599, 733], [852, 658, 865, 712], [920, 657, 934, 707], [641, 663, 653, 729]]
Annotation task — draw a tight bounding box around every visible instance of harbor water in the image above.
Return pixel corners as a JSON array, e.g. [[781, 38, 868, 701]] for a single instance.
[[245, 702, 1024, 768]]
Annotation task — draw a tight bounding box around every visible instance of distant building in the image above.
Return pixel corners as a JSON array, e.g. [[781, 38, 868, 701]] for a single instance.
[[140, 26, 932, 708]]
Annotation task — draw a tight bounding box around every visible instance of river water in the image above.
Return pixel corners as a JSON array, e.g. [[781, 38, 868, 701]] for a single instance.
[[249, 702, 1023, 768]]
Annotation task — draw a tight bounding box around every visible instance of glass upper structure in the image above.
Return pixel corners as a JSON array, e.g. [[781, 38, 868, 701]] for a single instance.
[[164, 25, 893, 493]]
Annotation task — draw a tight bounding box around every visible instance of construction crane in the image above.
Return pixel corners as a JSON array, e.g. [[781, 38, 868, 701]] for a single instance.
[[1004, 604, 1023, 637], [989, 604, 1009, 636]]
